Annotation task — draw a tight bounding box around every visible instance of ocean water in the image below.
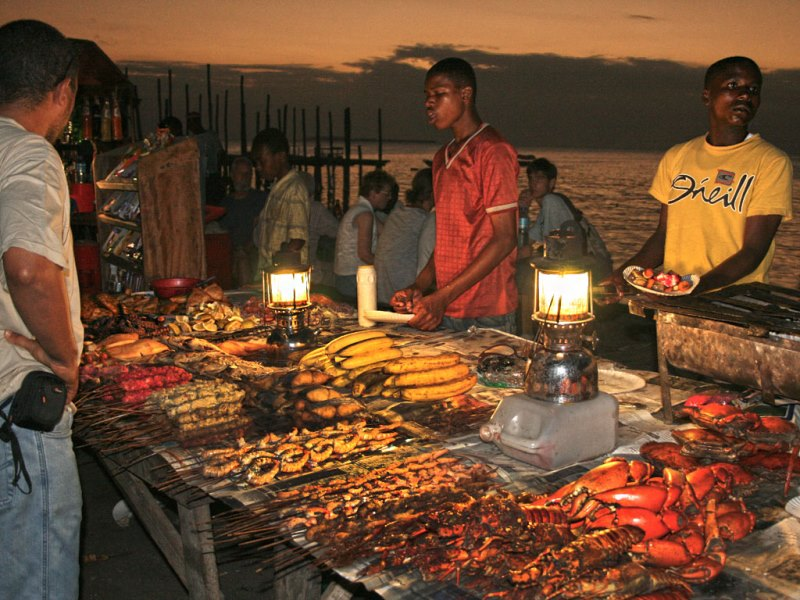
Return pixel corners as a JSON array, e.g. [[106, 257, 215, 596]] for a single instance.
[[316, 141, 799, 289]]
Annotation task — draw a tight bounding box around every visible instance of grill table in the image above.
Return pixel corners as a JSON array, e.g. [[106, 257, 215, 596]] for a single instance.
[[629, 283, 800, 422]]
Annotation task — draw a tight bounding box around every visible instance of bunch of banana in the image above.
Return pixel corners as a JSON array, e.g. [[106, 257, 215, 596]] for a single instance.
[[352, 352, 477, 401], [298, 330, 402, 383]]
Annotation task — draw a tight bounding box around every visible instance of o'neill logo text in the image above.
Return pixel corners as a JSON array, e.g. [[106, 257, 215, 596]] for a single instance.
[[668, 172, 754, 213]]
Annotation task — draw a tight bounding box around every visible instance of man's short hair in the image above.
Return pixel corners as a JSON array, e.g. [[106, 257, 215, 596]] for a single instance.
[[0, 20, 77, 107], [406, 168, 433, 208], [359, 169, 396, 199], [426, 57, 477, 99], [251, 128, 290, 157], [231, 155, 253, 170], [704, 56, 762, 88], [527, 158, 558, 180]]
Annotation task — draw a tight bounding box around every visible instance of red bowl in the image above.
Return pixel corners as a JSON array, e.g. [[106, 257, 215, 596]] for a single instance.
[[151, 277, 201, 299]]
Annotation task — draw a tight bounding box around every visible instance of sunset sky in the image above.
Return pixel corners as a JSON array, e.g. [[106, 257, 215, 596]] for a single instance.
[[3, 1, 800, 152]]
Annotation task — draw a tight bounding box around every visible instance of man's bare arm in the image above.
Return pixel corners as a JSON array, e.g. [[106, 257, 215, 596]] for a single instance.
[[3, 247, 79, 399]]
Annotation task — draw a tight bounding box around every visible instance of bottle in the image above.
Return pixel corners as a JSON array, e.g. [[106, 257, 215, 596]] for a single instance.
[[81, 97, 92, 140], [100, 98, 112, 142], [112, 95, 123, 141], [518, 215, 530, 249], [91, 96, 101, 140]]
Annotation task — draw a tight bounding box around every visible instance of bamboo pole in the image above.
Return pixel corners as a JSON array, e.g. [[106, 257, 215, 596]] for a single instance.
[[343, 107, 351, 208], [206, 64, 213, 132], [156, 79, 162, 123]]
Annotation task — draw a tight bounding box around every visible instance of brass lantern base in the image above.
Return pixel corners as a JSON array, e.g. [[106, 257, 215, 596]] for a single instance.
[[268, 306, 317, 349]]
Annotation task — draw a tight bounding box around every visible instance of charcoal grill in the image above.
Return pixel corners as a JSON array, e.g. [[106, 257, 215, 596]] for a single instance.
[[629, 283, 800, 423]]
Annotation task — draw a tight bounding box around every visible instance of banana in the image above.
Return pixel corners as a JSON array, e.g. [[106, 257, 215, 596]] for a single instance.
[[325, 330, 387, 355], [340, 347, 403, 371], [330, 374, 352, 388], [299, 345, 328, 367], [393, 363, 471, 387], [347, 361, 391, 381], [336, 336, 396, 357], [400, 374, 478, 401], [384, 352, 462, 374]]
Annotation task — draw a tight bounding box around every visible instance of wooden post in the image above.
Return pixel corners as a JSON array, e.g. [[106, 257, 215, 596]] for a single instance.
[[343, 108, 351, 208], [157, 79, 162, 124], [265, 94, 270, 129], [301, 108, 308, 170], [255, 112, 260, 136], [327, 111, 335, 210], [214, 94, 220, 140], [314, 106, 322, 204], [239, 76, 246, 156], [282, 103, 288, 135], [184, 84, 190, 127], [378, 108, 383, 167], [292, 107, 297, 155], [206, 64, 213, 133], [358, 145, 363, 186], [197, 94, 202, 119], [167, 69, 173, 117], [133, 84, 143, 141], [223, 89, 229, 156]]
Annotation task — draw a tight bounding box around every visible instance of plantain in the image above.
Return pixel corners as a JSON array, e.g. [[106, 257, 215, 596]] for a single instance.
[[335, 336, 395, 357], [384, 352, 462, 374], [302, 386, 343, 403], [325, 329, 387, 355], [330, 374, 352, 388], [393, 362, 471, 387], [400, 374, 478, 401], [352, 368, 391, 397], [340, 347, 403, 371]]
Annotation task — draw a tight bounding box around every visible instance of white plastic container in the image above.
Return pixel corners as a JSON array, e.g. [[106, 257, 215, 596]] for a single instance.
[[480, 391, 618, 470]]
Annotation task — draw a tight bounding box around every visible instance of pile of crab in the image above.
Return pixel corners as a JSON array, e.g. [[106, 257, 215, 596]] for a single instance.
[[494, 455, 759, 599], [641, 395, 800, 495]]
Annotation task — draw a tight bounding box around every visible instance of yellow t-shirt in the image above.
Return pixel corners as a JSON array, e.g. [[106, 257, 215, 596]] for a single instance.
[[649, 134, 793, 285]]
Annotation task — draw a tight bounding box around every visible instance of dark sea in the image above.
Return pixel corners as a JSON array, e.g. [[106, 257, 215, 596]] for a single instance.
[[318, 141, 799, 289]]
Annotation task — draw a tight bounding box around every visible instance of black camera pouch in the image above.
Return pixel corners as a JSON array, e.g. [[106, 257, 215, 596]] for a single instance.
[[0, 371, 67, 493], [7, 370, 67, 432]]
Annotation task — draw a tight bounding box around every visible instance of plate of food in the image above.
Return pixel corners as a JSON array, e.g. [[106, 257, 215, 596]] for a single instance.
[[623, 266, 699, 296]]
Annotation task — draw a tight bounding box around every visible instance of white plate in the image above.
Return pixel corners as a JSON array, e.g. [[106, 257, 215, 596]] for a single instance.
[[598, 367, 647, 395], [623, 266, 699, 296], [786, 496, 800, 519]]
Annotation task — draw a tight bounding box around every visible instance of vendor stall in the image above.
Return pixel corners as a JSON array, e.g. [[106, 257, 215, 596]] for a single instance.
[[75, 284, 800, 600]]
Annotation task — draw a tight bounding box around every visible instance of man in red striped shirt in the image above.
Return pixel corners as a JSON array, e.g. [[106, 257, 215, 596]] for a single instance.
[[391, 57, 519, 332]]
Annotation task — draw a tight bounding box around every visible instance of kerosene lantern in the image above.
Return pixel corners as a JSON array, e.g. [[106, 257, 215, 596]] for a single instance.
[[262, 265, 316, 348], [480, 229, 618, 470]]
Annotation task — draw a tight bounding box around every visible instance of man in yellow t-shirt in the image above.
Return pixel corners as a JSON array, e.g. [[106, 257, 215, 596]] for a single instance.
[[610, 56, 793, 295]]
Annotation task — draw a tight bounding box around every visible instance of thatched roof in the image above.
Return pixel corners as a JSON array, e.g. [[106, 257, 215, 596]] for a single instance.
[[71, 38, 132, 91]]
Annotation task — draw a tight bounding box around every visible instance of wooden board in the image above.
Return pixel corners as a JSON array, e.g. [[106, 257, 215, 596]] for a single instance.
[[139, 138, 206, 280]]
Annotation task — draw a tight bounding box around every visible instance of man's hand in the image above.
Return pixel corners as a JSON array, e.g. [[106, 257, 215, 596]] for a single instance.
[[4, 330, 79, 402], [390, 287, 423, 314], [406, 290, 448, 331]]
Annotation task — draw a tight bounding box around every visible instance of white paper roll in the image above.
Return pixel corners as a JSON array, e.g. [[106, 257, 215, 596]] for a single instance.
[[364, 310, 414, 324]]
